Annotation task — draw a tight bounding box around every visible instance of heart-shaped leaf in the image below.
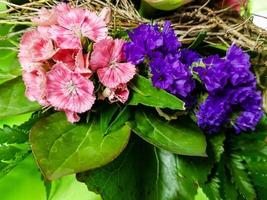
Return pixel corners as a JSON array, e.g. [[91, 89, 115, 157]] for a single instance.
[[129, 75, 185, 110], [129, 108, 207, 156], [0, 77, 41, 119], [30, 112, 131, 180]]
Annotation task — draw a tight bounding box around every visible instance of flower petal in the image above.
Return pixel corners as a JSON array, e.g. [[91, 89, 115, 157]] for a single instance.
[[46, 63, 95, 113], [97, 62, 136, 88]]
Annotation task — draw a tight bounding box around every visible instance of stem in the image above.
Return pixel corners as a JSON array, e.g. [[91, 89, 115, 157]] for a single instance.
[[0, 20, 33, 25]]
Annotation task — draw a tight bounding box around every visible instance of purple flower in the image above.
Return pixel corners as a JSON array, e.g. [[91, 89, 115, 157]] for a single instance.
[[124, 21, 182, 65], [196, 45, 263, 134], [197, 95, 231, 134], [150, 57, 174, 89], [229, 64, 256, 87], [180, 49, 201, 66], [124, 24, 163, 64], [234, 111, 263, 133], [226, 44, 250, 69], [194, 55, 229, 94], [150, 54, 195, 100], [161, 21, 181, 53]]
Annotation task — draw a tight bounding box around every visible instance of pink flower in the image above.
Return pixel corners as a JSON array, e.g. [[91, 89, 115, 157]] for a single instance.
[[46, 63, 95, 114], [52, 49, 79, 70], [221, 0, 247, 12], [54, 3, 71, 13], [19, 29, 56, 71], [90, 38, 136, 88], [102, 84, 130, 103], [49, 8, 108, 49], [32, 3, 71, 26], [32, 7, 58, 26], [52, 49, 92, 78], [22, 68, 48, 106]]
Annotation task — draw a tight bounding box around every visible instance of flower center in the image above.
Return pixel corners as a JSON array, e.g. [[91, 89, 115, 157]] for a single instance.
[[110, 61, 117, 69], [65, 80, 77, 95]]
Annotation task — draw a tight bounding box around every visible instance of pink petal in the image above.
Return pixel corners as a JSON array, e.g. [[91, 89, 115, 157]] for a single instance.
[[46, 63, 95, 113], [22, 68, 49, 106], [49, 25, 82, 49], [97, 62, 136, 88], [52, 49, 79, 70], [57, 8, 86, 30], [64, 110, 80, 123], [111, 39, 125, 63], [82, 11, 108, 42], [74, 50, 92, 78], [99, 7, 112, 24], [32, 7, 58, 26], [103, 84, 129, 103], [55, 3, 71, 13], [90, 39, 113, 71], [19, 29, 56, 71]]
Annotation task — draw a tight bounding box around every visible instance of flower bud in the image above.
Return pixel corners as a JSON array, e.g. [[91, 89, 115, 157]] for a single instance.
[[99, 7, 112, 24], [143, 0, 193, 11], [102, 87, 112, 98], [221, 0, 248, 12]]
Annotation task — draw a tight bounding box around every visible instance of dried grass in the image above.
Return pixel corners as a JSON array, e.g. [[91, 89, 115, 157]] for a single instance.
[[0, 0, 266, 52]]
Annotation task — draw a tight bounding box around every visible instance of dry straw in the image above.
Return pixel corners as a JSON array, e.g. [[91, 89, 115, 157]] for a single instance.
[[0, 0, 266, 52]]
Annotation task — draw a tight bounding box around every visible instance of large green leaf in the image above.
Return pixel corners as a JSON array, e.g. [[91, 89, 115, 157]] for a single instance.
[[77, 136, 212, 200], [30, 112, 131, 180], [129, 108, 207, 156], [0, 77, 41, 118], [0, 25, 21, 84], [129, 75, 185, 110]]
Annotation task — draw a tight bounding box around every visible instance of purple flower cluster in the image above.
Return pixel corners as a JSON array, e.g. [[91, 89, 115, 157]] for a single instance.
[[195, 44, 263, 134], [124, 21, 199, 103]]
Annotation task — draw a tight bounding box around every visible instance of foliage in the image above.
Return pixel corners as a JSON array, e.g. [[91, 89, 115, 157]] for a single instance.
[[129, 75, 185, 110], [0, 2, 266, 200], [77, 118, 267, 200]]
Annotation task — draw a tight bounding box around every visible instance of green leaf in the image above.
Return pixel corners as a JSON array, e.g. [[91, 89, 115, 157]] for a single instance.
[[0, 125, 30, 178], [129, 108, 207, 156], [209, 133, 225, 163], [0, 77, 41, 119], [129, 75, 185, 110], [218, 163, 238, 200], [0, 110, 50, 178], [194, 188, 209, 200], [30, 112, 131, 180], [46, 175, 101, 200], [201, 176, 221, 200], [0, 51, 21, 85], [189, 31, 207, 49], [99, 104, 119, 133], [247, 158, 267, 188], [228, 154, 256, 200], [0, 25, 21, 84], [105, 105, 131, 134], [77, 136, 211, 200]]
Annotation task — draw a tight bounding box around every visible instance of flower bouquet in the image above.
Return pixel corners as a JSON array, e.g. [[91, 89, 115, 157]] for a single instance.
[[0, 0, 267, 199]]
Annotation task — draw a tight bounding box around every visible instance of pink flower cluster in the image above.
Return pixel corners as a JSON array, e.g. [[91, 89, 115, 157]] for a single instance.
[[19, 4, 136, 123]]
